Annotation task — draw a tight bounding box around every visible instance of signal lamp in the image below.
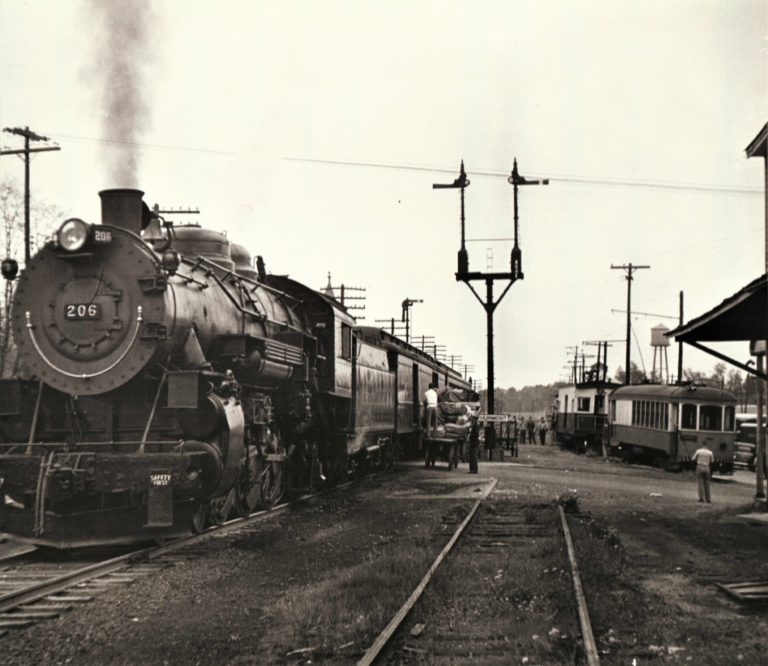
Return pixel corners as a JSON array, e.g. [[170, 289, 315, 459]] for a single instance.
[[1, 258, 18, 280], [161, 248, 181, 275], [57, 218, 91, 252]]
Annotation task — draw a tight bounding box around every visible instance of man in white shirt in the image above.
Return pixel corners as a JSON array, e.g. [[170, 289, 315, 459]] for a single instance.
[[424, 384, 438, 438], [692, 444, 714, 503]]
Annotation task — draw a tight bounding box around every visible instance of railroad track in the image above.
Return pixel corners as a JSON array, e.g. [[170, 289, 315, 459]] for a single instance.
[[358, 480, 600, 665], [0, 474, 375, 639]]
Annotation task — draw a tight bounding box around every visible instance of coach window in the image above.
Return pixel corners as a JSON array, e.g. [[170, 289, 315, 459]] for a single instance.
[[699, 405, 722, 431], [341, 324, 352, 360], [577, 397, 590, 412], [724, 405, 735, 432], [681, 403, 697, 429]]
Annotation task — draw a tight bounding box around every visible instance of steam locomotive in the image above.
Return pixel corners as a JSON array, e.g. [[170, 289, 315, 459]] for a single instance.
[[0, 189, 471, 548]]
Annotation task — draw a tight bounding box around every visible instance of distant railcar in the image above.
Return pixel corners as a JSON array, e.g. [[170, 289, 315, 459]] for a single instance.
[[608, 384, 736, 472], [555, 380, 620, 453]]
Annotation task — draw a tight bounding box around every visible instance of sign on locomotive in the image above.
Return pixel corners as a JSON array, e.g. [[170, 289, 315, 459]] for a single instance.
[[0, 189, 471, 548]]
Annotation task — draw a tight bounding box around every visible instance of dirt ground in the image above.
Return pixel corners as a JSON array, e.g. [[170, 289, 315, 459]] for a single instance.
[[1, 446, 767, 664], [485, 445, 768, 664]]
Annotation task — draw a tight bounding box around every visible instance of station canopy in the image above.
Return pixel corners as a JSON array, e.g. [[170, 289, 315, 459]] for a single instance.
[[666, 273, 767, 380], [667, 274, 767, 343]]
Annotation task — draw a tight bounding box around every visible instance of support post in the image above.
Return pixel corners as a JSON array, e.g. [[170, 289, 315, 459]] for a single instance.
[[757, 353, 765, 500]]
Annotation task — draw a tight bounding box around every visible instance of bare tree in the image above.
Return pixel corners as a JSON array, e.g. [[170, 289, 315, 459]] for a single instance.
[[0, 178, 63, 377]]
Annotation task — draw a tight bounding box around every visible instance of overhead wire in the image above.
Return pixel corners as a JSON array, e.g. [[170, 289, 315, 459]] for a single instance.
[[284, 156, 762, 196], [46, 132, 234, 155]]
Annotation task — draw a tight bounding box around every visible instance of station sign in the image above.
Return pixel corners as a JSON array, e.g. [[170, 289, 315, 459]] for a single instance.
[[478, 413, 510, 423]]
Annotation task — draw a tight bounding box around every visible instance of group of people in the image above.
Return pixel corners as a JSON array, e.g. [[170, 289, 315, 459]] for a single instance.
[[509, 415, 549, 447]]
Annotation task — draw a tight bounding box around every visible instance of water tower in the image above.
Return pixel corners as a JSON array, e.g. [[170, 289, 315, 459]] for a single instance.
[[651, 324, 670, 383]]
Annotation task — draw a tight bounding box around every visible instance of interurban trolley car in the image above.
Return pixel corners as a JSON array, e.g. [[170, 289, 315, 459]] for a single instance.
[[556, 381, 737, 472], [0, 188, 471, 548], [608, 384, 736, 472]]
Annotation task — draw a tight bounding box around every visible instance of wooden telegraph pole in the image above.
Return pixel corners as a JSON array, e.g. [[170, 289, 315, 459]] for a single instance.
[[610, 263, 650, 384], [1, 127, 61, 263]]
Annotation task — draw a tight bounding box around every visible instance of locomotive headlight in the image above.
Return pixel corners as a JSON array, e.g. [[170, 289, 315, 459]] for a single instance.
[[57, 218, 91, 252], [161, 248, 181, 275]]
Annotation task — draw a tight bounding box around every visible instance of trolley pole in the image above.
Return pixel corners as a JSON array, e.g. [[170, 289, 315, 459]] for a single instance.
[[1, 127, 61, 264], [434, 159, 548, 446], [611, 263, 650, 384]]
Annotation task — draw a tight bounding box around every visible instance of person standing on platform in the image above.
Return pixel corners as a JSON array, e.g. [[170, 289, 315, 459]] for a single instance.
[[424, 383, 438, 438], [468, 414, 479, 473], [692, 444, 714, 503], [538, 416, 548, 445]]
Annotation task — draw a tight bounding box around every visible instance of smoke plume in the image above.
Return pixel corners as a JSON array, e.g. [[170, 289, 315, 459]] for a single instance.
[[86, 1, 155, 187]]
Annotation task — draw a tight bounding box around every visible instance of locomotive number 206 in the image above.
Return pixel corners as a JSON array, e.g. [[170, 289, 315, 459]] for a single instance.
[[64, 303, 101, 320]]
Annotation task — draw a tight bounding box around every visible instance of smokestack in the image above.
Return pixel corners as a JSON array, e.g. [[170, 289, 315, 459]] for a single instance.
[[99, 189, 145, 232]]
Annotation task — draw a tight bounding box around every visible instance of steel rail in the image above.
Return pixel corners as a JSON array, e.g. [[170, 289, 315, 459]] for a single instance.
[[559, 505, 600, 666], [0, 474, 370, 616], [357, 478, 498, 666]]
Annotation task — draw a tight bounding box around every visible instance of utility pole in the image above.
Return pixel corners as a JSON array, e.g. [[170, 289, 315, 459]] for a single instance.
[[434, 158, 548, 422], [374, 317, 406, 338], [447, 354, 463, 369], [321, 274, 367, 316], [1, 127, 61, 263], [611, 263, 650, 384]]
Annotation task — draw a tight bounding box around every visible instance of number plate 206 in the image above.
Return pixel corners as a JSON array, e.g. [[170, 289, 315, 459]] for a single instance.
[[64, 303, 102, 320]]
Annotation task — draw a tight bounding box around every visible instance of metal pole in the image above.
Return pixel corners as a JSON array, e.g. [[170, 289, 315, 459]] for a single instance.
[[678, 291, 684, 383], [486, 279, 494, 414], [625, 264, 632, 383], [24, 128, 30, 264]]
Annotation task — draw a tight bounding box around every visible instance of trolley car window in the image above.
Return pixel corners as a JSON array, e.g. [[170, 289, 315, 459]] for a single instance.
[[577, 397, 590, 412], [699, 405, 722, 431], [724, 405, 735, 432], [681, 403, 697, 429]]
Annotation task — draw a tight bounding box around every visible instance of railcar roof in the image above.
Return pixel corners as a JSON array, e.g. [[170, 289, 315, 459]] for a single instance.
[[611, 384, 737, 403], [265, 275, 356, 323], [354, 325, 464, 380]]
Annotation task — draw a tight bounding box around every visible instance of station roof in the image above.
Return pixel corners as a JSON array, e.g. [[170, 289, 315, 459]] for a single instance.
[[666, 274, 767, 343]]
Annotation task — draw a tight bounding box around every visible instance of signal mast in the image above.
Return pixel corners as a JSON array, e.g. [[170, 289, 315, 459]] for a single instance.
[[433, 159, 548, 444]]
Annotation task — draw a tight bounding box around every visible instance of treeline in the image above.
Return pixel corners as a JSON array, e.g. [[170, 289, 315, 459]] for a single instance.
[[491, 383, 567, 417], [491, 361, 753, 416]]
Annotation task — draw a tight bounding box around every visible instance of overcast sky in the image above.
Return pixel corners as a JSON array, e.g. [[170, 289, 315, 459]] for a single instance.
[[1, 0, 766, 389]]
